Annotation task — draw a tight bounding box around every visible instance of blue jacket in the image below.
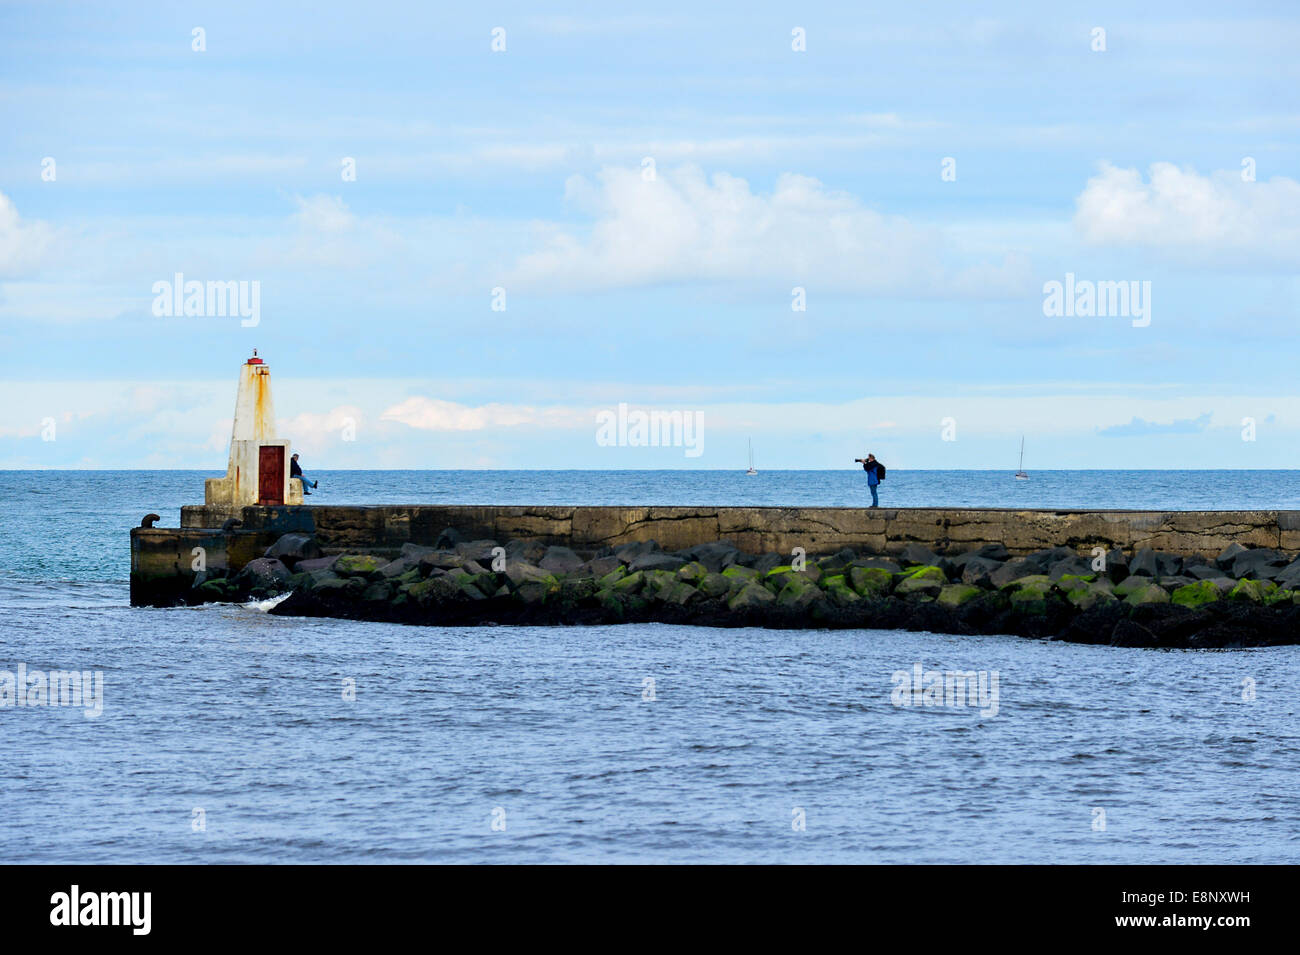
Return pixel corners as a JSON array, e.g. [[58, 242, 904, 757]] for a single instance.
[[865, 464, 880, 486]]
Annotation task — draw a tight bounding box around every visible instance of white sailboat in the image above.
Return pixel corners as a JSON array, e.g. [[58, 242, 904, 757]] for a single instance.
[[746, 439, 758, 475], [1015, 436, 1029, 480]]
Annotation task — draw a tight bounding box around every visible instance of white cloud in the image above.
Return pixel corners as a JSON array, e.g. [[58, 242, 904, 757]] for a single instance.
[[380, 396, 587, 432], [524, 15, 675, 35], [266, 193, 406, 270], [0, 192, 54, 278], [70, 155, 310, 184], [0, 281, 136, 324], [1074, 162, 1300, 261], [511, 165, 1027, 295], [280, 405, 365, 454], [292, 194, 355, 233]]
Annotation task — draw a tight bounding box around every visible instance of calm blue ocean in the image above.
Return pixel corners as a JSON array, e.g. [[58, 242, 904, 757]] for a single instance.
[[2, 470, 1299, 863]]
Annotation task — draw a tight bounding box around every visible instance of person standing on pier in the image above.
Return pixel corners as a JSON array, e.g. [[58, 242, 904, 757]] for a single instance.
[[291, 453, 318, 496], [855, 452, 884, 508]]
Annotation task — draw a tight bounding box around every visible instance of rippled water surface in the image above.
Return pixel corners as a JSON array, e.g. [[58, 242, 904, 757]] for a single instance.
[[2, 471, 1299, 863]]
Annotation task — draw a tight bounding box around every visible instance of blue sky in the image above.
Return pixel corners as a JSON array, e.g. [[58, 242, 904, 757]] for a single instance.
[[2, 1, 1299, 469]]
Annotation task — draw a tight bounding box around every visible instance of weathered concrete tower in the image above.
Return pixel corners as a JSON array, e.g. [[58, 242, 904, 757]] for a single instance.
[[204, 351, 303, 514]]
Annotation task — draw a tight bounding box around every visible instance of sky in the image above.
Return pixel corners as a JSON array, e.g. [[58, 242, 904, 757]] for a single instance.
[[1, 0, 1298, 470]]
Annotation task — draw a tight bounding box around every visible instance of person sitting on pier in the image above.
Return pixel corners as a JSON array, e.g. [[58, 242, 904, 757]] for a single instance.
[[290, 453, 318, 496]]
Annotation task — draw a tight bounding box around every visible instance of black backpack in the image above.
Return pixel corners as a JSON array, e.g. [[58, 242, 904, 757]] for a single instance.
[[863, 460, 886, 480]]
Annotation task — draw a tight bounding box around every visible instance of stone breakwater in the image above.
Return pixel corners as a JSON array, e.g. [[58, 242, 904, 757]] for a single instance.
[[134, 504, 1300, 605], [190, 529, 1300, 648]]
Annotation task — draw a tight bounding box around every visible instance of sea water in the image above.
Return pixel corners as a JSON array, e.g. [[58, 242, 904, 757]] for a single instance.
[[2, 470, 1297, 863]]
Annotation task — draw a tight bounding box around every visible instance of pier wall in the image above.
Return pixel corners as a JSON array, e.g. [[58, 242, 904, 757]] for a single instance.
[[171, 504, 1300, 557], [129, 525, 280, 606], [129, 504, 1300, 606]]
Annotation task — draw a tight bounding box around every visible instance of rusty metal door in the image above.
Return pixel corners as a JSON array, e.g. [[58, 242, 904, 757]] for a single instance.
[[257, 446, 284, 505]]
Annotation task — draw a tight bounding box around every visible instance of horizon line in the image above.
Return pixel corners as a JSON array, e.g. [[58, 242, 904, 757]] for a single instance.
[[3, 467, 1297, 474]]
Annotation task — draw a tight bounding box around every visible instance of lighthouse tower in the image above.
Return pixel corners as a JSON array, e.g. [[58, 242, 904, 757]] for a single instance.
[[204, 351, 303, 513]]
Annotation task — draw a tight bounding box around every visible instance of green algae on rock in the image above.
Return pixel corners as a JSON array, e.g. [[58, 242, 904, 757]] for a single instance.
[[177, 532, 1300, 650]]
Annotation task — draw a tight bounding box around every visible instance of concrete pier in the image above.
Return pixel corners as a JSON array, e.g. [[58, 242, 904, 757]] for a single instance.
[[177, 503, 1300, 555], [131, 503, 1300, 606]]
